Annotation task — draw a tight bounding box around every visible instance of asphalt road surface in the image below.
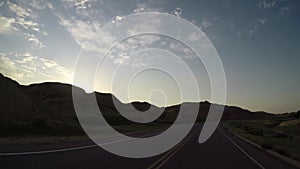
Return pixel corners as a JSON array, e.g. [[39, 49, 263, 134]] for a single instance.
[[0, 124, 297, 169]]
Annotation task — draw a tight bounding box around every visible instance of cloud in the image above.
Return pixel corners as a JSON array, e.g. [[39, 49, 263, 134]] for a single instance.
[[258, 0, 276, 9], [38, 57, 73, 82], [58, 15, 116, 53], [200, 18, 214, 29], [57, 1, 199, 68], [257, 18, 267, 24], [0, 54, 16, 70], [58, 16, 98, 48], [16, 53, 37, 63], [6, 2, 41, 32], [62, 0, 93, 9], [112, 15, 123, 23], [15, 17, 39, 31], [248, 18, 267, 37], [0, 52, 73, 84], [28, 0, 54, 10], [58, 6, 199, 68], [40, 58, 58, 68], [0, 16, 16, 33], [24, 33, 45, 48], [108, 35, 161, 67], [173, 7, 182, 17], [133, 3, 162, 13], [133, 0, 166, 13], [0, 53, 28, 80], [280, 6, 290, 16], [127, 35, 161, 47], [2, 1, 46, 48], [168, 41, 194, 59], [188, 31, 204, 42], [57, 0, 121, 50], [57, 10, 162, 55], [61, 0, 104, 20], [7, 1, 31, 18], [126, 14, 162, 35]]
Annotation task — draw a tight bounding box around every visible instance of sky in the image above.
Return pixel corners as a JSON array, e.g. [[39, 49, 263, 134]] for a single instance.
[[0, 0, 299, 113]]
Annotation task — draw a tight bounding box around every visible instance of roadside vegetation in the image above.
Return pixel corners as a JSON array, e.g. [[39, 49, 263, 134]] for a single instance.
[[0, 119, 170, 144], [224, 116, 300, 161]]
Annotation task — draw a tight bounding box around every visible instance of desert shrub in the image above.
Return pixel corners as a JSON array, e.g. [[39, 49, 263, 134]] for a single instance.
[[272, 132, 288, 139], [31, 117, 50, 129], [0, 120, 30, 136], [235, 123, 243, 128], [261, 143, 272, 149], [294, 111, 300, 118], [275, 148, 287, 156], [244, 127, 264, 136]]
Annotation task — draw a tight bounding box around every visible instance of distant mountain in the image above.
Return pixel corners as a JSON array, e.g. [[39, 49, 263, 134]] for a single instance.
[[0, 73, 274, 136]]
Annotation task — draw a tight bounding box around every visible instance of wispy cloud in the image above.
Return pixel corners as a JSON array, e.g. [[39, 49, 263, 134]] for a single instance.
[[257, 18, 267, 24], [200, 18, 214, 29], [168, 41, 196, 59], [188, 31, 204, 42], [248, 18, 267, 37], [258, 0, 276, 9], [57, 14, 117, 53], [173, 7, 182, 17], [0, 53, 30, 81], [280, 6, 290, 16], [0, 16, 16, 33], [61, 0, 104, 20], [57, 6, 164, 67], [28, 0, 53, 10], [133, 3, 162, 13], [1, 1, 46, 48], [0, 52, 73, 84], [24, 33, 45, 48], [7, 1, 31, 18]]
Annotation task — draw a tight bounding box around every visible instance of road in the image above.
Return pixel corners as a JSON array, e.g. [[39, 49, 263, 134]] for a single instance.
[[0, 124, 297, 169]]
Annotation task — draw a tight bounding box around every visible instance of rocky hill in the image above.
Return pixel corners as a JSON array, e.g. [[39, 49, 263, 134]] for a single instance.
[[0, 73, 275, 136]]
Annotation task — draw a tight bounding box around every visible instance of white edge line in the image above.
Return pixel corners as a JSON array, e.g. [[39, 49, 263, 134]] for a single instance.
[[0, 138, 135, 156], [0, 131, 161, 156], [218, 127, 266, 169]]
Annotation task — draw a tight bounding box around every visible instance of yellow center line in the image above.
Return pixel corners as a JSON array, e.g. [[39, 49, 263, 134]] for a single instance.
[[154, 134, 194, 169], [147, 131, 197, 169]]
